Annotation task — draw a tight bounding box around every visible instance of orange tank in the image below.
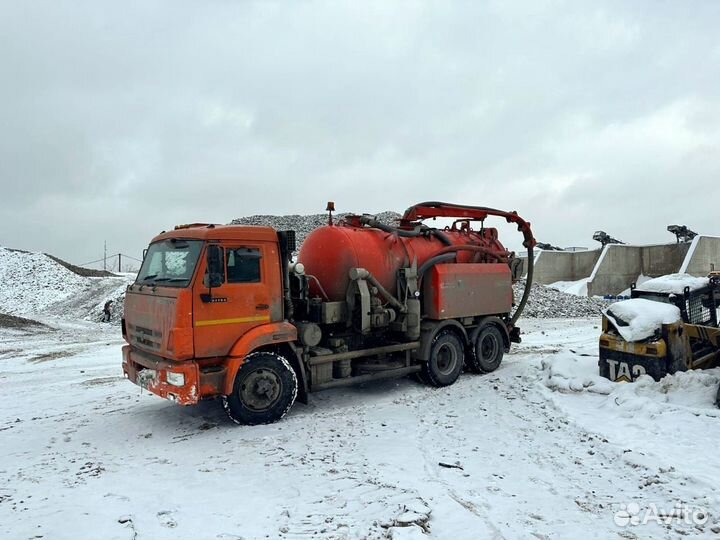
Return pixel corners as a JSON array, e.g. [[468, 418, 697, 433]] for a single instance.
[[297, 220, 508, 301]]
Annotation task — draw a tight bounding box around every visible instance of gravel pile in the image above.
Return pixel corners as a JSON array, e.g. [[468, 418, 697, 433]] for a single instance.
[[0, 312, 47, 330], [231, 211, 401, 250], [513, 280, 611, 319]]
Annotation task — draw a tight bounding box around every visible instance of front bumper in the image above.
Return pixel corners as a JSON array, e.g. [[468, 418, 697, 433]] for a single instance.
[[122, 345, 205, 405], [598, 333, 668, 382]]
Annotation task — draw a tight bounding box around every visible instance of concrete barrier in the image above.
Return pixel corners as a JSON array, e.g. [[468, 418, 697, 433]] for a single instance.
[[679, 235, 720, 276], [532, 249, 602, 285], [586, 243, 690, 297]]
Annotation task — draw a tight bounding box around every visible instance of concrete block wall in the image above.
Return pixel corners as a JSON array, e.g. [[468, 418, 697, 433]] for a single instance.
[[679, 236, 720, 276], [521, 236, 719, 297], [532, 249, 602, 285], [586, 243, 690, 297]]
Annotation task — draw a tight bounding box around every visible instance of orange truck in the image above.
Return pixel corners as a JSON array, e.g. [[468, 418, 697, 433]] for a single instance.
[[122, 202, 536, 424]]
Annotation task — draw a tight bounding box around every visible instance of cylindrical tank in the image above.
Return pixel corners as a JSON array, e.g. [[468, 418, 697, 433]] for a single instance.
[[298, 223, 507, 301]]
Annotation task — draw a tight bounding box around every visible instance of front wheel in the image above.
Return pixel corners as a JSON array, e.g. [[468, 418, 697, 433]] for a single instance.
[[222, 352, 298, 425]]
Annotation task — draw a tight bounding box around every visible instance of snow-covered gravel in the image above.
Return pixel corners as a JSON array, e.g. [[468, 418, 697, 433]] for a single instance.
[[2, 318, 719, 539], [0, 248, 133, 324], [0, 247, 90, 316], [514, 280, 612, 318], [231, 211, 402, 250]]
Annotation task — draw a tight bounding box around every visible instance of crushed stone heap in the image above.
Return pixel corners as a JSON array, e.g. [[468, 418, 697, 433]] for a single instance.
[[231, 211, 402, 250], [514, 280, 611, 319]]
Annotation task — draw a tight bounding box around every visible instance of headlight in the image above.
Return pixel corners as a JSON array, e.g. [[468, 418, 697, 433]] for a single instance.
[[166, 372, 185, 387]]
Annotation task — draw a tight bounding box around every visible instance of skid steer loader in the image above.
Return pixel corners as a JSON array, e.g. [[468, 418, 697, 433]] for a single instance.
[[599, 273, 720, 406]]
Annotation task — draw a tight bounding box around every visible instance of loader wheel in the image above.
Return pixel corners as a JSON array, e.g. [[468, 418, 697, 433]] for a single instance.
[[222, 352, 298, 425], [421, 330, 464, 387], [467, 325, 504, 374]]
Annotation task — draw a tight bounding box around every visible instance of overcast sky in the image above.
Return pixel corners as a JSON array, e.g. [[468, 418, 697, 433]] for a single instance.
[[1, 0, 719, 267]]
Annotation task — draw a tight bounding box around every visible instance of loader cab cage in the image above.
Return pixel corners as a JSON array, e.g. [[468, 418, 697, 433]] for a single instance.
[[631, 282, 720, 328]]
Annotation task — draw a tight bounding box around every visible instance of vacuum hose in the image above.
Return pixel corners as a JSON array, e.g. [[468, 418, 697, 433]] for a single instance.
[[359, 215, 453, 246], [511, 246, 533, 325]]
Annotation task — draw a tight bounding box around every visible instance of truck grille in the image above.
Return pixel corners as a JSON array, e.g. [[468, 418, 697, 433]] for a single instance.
[[128, 324, 163, 351]]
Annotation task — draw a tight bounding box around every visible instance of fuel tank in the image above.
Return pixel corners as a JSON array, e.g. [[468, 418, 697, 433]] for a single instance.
[[297, 221, 508, 301]]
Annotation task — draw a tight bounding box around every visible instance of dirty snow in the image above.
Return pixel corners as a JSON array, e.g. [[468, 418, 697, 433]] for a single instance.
[[635, 273, 710, 295], [604, 298, 682, 342], [2, 318, 720, 539]]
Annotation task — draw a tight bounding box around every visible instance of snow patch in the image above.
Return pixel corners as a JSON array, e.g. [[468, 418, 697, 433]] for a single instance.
[[635, 273, 710, 295], [542, 352, 615, 394], [607, 369, 720, 414], [548, 277, 590, 296], [604, 298, 681, 342]]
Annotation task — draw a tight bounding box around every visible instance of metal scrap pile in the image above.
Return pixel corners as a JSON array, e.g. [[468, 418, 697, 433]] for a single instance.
[[513, 280, 611, 319], [231, 211, 401, 250]]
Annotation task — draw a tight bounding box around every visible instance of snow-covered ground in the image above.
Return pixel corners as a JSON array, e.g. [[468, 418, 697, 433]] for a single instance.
[[2, 317, 719, 539]]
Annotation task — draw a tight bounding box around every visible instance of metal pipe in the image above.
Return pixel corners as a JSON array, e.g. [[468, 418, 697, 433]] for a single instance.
[[308, 341, 420, 366], [311, 365, 422, 390], [350, 268, 406, 312], [306, 274, 330, 301]]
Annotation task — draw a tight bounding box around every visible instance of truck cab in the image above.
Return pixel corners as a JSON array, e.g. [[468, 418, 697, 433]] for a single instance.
[[122, 225, 295, 410]]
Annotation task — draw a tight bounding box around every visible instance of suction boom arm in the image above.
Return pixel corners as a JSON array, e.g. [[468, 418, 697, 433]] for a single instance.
[[401, 201, 536, 325]]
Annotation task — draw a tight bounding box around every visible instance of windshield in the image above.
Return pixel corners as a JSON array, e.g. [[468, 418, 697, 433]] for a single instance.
[[136, 239, 203, 287]]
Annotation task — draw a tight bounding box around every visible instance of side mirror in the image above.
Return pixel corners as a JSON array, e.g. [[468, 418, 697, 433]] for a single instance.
[[204, 245, 224, 288]]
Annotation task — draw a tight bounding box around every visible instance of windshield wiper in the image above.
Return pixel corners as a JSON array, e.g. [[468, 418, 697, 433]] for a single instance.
[[140, 274, 158, 281]]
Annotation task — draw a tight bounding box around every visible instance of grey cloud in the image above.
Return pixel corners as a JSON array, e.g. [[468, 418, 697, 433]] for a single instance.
[[0, 0, 718, 265]]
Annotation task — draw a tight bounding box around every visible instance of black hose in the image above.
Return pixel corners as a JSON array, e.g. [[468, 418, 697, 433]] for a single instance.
[[360, 215, 452, 246], [417, 253, 457, 282], [432, 244, 506, 262], [431, 229, 453, 246], [511, 247, 534, 325]]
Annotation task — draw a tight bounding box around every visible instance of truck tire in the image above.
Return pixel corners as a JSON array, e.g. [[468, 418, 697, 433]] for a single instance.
[[421, 330, 464, 387], [467, 324, 504, 373], [222, 352, 298, 425]]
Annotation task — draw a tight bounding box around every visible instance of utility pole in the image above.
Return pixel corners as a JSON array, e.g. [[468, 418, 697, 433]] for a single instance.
[[118, 253, 122, 273], [103, 241, 107, 271]]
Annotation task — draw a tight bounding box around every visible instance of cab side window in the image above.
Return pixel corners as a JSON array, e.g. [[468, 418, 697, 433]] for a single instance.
[[226, 247, 261, 283]]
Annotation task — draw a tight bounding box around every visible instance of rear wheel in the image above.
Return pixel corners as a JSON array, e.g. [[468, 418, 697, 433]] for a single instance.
[[222, 352, 298, 425], [467, 325, 504, 373], [421, 330, 464, 387]]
